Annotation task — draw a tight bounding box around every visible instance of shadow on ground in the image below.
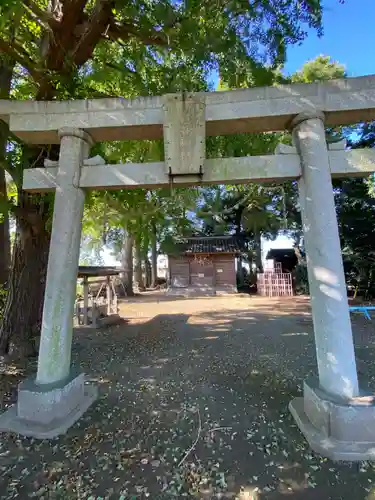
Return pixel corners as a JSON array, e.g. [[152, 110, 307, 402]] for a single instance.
[[0, 295, 375, 499]]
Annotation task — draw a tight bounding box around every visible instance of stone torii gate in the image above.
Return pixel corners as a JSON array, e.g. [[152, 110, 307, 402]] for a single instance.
[[2, 76, 375, 460]]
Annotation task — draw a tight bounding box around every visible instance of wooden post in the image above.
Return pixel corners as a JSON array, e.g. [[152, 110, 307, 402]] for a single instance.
[[106, 276, 112, 316], [83, 276, 89, 326]]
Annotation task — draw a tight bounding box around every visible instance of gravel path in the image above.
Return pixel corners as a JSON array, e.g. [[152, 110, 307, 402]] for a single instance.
[[1, 294, 375, 499]]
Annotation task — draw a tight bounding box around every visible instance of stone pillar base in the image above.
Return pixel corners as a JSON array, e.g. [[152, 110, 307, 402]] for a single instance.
[[0, 369, 97, 439], [289, 378, 375, 461]]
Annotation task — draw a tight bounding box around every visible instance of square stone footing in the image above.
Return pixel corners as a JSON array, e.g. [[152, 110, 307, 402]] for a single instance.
[[0, 370, 98, 439], [289, 378, 375, 461], [75, 313, 122, 329]]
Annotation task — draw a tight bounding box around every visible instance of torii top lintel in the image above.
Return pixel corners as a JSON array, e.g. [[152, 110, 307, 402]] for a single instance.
[[2, 74, 375, 144]]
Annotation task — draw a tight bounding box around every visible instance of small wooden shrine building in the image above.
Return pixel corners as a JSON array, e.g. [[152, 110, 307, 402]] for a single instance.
[[167, 236, 242, 295]]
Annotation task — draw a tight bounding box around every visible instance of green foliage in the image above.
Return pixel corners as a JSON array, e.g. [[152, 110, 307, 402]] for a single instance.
[[82, 184, 199, 264], [0, 0, 325, 101], [331, 120, 375, 297], [79, 236, 105, 266], [290, 55, 346, 83], [334, 177, 375, 298]]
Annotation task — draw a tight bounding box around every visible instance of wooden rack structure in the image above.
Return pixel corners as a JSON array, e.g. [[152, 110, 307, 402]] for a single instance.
[[257, 261, 293, 297], [74, 266, 122, 328]]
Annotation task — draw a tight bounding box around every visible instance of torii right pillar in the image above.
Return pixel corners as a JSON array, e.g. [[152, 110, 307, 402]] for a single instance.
[[289, 111, 375, 461]]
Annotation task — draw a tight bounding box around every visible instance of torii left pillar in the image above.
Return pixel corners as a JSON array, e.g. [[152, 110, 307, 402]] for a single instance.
[[0, 128, 97, 439]]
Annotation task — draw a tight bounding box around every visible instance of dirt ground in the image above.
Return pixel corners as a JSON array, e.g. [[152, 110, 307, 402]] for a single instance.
[[1, 293, 375, 499]]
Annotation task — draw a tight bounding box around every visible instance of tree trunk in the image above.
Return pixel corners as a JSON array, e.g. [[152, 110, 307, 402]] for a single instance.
[[142, 223, 149, 289], [293, 244, 305, 265], [0, 167, 10, 286], [254, 232, 263, 273], [151, 221, 158, 287], [0, 55, 14, 286], [134, 239, 145, 291], [121, 230, 134, 296], [237, 255, 244, 286], [0, 141, 58, 359], [0, 191, 51, 358], [145, 258, 151, 288]]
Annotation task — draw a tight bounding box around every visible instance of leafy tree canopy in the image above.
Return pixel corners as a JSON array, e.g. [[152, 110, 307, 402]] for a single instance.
[[0, 0, 326, 100], [290, 54, 346, 83]]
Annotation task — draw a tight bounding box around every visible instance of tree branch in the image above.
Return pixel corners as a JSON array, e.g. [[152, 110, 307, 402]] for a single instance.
[[45, 0, 87, 71], [108, 10, 184, 46], [92, 56, 137, 76], [72, 0, 115, 67], [107, 20, 169, 46], [22, 0, 60, 30]]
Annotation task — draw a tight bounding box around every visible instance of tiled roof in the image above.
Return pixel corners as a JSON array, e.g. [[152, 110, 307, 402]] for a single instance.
[[78, 266, 120, 278], [174, 236, 243, 255], [266, 249, 297, 260]]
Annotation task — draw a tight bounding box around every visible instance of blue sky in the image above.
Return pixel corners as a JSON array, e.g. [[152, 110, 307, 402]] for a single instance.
[[284, 0, 375, 77]]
